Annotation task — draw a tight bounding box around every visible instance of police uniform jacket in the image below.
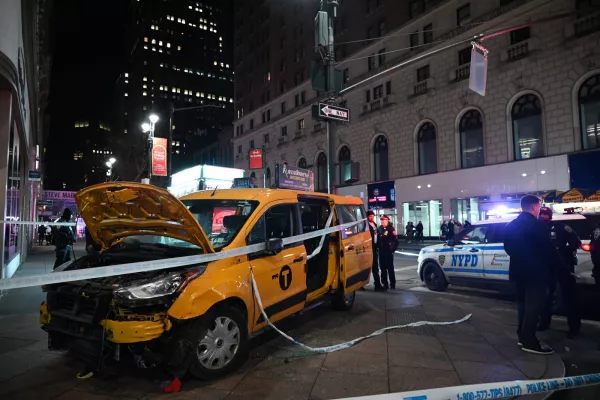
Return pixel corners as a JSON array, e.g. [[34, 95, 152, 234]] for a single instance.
[[378, 225, 398, 252], [503, 212, 559, 284], [547, 221, 581, 273]]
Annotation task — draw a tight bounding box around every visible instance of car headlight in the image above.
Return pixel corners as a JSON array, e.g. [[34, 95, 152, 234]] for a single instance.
[[114, 267, 206, 301]]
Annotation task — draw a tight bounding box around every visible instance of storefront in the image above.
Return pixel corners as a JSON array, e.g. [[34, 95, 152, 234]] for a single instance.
[[168, 164, 245, 198], [1, 1, 39, 278]]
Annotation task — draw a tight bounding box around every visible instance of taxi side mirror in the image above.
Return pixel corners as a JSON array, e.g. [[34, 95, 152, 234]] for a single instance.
[[266, 238, 284, 254]]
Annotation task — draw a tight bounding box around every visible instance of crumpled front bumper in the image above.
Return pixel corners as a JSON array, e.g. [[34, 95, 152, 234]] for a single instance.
[[101, 317, 172, 344]]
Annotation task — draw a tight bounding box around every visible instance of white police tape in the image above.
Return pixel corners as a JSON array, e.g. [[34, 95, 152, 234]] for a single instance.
[[0, 220, 77, 226], [249, 267, 472, 353], [0, 218, 365, 291], [335, 373, 600, 400]]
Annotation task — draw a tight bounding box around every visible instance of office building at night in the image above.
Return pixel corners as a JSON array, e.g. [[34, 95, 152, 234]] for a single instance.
[[116, 0, 234, 181], [233, 0, 600, 236]]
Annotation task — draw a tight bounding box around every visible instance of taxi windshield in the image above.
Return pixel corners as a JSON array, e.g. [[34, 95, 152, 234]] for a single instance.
[[181, 199, 259, 249]]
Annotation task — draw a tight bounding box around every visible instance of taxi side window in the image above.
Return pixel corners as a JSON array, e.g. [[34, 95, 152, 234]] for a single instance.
[[337, 205, 366, 239], [247, 204, 299, 247], [460, 225, 488, 244]]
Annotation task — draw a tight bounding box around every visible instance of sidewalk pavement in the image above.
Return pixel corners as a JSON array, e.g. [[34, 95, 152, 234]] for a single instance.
[[0, 244, 575, 400]]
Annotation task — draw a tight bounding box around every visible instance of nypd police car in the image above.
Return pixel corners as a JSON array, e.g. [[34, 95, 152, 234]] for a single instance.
[[417, 213, 599, 292]]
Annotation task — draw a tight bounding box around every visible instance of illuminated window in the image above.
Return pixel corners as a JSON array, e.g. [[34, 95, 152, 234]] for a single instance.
[[124, 93, 128, 96], [230, 98, 233, 103], [219, 37, 222, 41], [189, 5, 192, 8], [159, 49, 163, 53], [182, 19, 185, 24], [151, 39, 156, 44], [213, 61, 217, 66], [125, 80, 129, 83], [196, 92, 200, 97], [152, 47, 156, 51], [201, 92, 204, 97], [225, 64, 229, 68], [177, 88, 181, 93], [159, 41, 163, 46], [143, 84, 147, 89], [159, 85, 163, 90], [144, 37, 148, 42], [144, 45, 148, 50], [125, 73, 129, 77], [167, 43, 171, 48], [143, 77, 147, 81], [164, 86, 168, 91], [143, 92, 147, 96], [178, 46, 182, 51], [184, 90, 188, 95], [177, 18, 181, 22], [172, 88, 176, 93]]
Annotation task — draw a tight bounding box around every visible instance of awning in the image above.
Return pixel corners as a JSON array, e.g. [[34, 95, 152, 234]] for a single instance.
[[556, 188, 591, 203], [585, 190, 600, 202], [540, 190, 564, 203]]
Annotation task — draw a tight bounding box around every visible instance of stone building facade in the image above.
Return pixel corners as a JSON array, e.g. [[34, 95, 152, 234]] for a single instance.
[[233, 0, 600, 235]]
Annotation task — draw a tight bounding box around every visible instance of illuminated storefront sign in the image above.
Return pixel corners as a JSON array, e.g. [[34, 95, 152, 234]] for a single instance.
[[152, 137, 168, 177], [367, 181, 395, 209], [249, 149, 263, 170]]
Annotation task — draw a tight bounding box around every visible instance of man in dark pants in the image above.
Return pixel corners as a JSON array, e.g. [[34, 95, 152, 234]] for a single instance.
[[538, 207, 581, 337], [378, 215, 398, 290], [503, 195, 557, 355], [366, 211, 384, 291], [53, 208, 76, 270]]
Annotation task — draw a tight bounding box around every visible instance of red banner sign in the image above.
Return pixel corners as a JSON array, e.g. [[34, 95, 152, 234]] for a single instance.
[[152, 138, 168, 176], [249, 149, 263, 170]]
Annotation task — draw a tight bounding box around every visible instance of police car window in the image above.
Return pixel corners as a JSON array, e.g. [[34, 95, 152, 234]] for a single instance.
[[486, 223, 507, 243], [563, 218, 596, 240], [459, 225, 488, 244]]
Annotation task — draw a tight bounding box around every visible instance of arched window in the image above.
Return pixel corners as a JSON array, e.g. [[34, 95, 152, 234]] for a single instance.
[[418, 122, 437, 175], [578, 75, 600, 150], [316, 152, 328, 192], [298, 157, 307, 168], [512, 94, 544, 159], [459, 110, 484, 168], [373, 135, 389, 181], [338, 145, 351, 185], [265, 167, 271, 188]]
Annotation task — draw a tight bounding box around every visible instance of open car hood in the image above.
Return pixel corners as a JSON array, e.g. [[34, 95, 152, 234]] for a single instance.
[[75, 182, 215, 253]]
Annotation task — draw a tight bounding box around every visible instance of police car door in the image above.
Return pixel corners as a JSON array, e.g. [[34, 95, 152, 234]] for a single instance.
[[482, 223, 510, 281], [449, 225, 488, 279]]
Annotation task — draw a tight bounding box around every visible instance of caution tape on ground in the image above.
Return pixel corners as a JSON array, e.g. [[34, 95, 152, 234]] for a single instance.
[[335, 373, 600, 400], [0, 218, 363, 291]]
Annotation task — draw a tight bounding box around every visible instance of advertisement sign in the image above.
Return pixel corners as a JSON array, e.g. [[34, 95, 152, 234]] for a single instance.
[[152, 137, 168, 176], [212, 208, 237, 234], [28, 171, 41, 181], [367, 181, 396, 209], [42, 191, 76, 201], [232, 177, 256, 188], [274, 164, 314, 191], [249, 149, 263, 169]]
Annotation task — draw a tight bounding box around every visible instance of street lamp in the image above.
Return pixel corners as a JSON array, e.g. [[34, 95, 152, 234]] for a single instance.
[[141, 114, 159, 183], [105, 158, 116, 182]]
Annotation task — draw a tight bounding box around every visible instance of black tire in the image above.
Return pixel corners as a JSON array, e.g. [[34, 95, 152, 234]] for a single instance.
[[189, 306, 248, 380], [423, 262, 448, 292], [332, 289, 356, 311]]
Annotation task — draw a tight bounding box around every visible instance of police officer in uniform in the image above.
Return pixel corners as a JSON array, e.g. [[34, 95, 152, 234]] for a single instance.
[[366, 211, 384, 291], [538, 207, 582, 338], [378, 215, 398, 290], [591, 222, 600, 285]]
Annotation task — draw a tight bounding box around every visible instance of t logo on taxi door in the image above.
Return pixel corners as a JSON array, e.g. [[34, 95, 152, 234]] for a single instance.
[[451, 254, 479, 267], [277, 265, 292, 290]]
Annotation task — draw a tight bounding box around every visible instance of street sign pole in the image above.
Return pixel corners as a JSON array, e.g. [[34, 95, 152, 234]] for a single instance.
[[326, 1, 337, 194]]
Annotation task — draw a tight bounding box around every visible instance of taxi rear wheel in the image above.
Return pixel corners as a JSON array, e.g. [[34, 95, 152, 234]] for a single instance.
[[423, 262, 448, 292], [332, 290, 356, 311], [189, 306, 248, 380]]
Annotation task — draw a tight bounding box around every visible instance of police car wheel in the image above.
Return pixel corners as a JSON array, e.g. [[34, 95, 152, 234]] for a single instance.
[[189, 306, 249, 380], [423, 262, 448, 292], [332, 290, 356, 311]]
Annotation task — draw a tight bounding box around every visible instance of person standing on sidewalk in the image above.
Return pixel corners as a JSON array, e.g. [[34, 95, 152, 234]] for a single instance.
[[538, 206, 581, 338], [378, 215, 398, 290], [53, 208, 76, 270], [503, 195, 557, 355], [366, 211, 384, 291], [37, 223, 47, 245], [415, 221, 424, 243]]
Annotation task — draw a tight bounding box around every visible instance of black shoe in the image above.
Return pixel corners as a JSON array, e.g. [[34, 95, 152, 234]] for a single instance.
[[374, 286, 385, 292], [390, 284, 396, 290], [521, 345, 554, 355], [382, 285, 389, 291]]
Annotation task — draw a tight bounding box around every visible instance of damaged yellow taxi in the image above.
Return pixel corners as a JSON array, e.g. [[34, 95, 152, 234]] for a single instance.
[[40, 182, 372, 379]]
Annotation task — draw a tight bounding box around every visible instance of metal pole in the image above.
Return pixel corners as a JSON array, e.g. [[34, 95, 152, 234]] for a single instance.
[[325, 1, 337, 194], [168, 103, 174, 186], [148, 122, 154, 182]]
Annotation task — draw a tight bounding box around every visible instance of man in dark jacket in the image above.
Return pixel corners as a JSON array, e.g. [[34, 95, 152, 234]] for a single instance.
[[538, 207, 581, 337], [378, 215, 398, 290], [415, 221, 424, 243], [53, 208, 76, 270], [503, 195, 557, 355], [367, 211, 384, 291]]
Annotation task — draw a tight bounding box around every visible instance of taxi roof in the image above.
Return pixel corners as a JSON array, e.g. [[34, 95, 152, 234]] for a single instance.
[[473, 213, 588, 225], [179, 188, 364, 205]]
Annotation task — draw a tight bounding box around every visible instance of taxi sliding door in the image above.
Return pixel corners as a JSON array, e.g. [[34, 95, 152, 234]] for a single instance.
[[336, 204, 371, 292]]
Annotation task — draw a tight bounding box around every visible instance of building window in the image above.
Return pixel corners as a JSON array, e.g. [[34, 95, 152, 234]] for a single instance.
[[368, 55, 375, 71], [378, 48, 386, 66], [423, 24, 433, 44], [295, 94, 300, 107], [458, 47, 472, 65], [365, 89, 371, 103], [510, 27, 531, 45], [316, 152, 328, 192], [298, 157, 307, 168], [298, 119, 305, 129], [373, 135, 389, 181], [250, 140, 255, 149], [417, 65, 430, 82], [459, 110, 484, 168], [281, 126, 287, 136], [250, 119, 254, 129], [409, 0, 425, 19], [578, 74, 600, 149], [264, 133, 270, 144], [386, 80, 392, 95], [456, 3, 471, 26], [343, 68, 349, 83], [512, 94, 544, 159], [267, 110, 271, 121], [338, 145, 352, 185], [238, 145, 242, 154], [373, 85, 384, 100], [378, 20, 386, 37], [301, 91, 306, 104], [410, 31, 419, 49], [418, 122, 437, 175], [281, 101, 287, 114]]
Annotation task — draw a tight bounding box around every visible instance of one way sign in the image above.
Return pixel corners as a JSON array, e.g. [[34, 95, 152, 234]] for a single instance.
[[312, 103, 350, 123]]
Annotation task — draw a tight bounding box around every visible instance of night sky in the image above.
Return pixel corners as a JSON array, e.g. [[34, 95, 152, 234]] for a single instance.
[[45, 0, 128, 190]]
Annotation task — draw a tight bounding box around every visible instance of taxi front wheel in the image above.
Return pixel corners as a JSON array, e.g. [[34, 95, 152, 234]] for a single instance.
[[423, 262, 448, 292], [189, 306, 249, 380], [332, 290, 356, 311]]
